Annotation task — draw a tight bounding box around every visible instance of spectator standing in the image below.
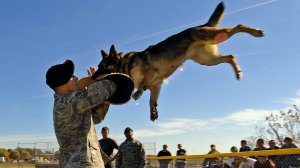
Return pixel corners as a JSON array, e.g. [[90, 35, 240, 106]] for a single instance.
[[116, 127, 145, 168], [239, 140, 252, 152], [268, 140, 280, 150], [253, 139, 267, 151], [280, 136, 300, 167], [176, 144, 187, 168], [227, 146, 238, 167], [99, 126, 119, 168], [202, 144, 220, 167], [267, 140, 280, 166], [157, 144, 172, 168], [252, 139, 268, 164], [281, 136, 298, 149]]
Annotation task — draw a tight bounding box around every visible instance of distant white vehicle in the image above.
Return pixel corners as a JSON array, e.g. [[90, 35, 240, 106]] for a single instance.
[[31, 156, 39, 161], [0, 156, 5, 163]]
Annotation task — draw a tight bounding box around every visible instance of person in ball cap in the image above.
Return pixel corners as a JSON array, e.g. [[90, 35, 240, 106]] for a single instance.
[[45, 59, 133, 168], [116, 127, 145, 168], [124, 127, 133, 134]]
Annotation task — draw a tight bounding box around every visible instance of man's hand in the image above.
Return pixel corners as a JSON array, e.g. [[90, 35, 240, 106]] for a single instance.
[[87, 67, 96, 77], [77, 67, 96, 89], [88, 66, 111, 105]]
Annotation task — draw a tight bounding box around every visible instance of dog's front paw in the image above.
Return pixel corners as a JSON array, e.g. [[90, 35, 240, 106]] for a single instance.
[[237, 70, 243, 80], [150, 106, 158, 121], [132, 90, 143, 100]]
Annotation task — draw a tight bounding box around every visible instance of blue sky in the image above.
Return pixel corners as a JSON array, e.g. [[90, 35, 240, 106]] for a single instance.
[[1, 0, 300, 154]]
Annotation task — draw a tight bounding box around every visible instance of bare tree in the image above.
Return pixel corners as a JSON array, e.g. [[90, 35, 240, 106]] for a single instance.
[[244, 136, 257, 149], [255, 105, 300, 146]]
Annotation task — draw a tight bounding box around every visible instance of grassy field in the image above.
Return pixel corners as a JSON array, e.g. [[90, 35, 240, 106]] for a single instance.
[[0, 163, 35, 168]]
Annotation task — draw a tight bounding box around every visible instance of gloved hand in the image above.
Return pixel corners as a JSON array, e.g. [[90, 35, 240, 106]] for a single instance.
[[97, 73, 134, 104]]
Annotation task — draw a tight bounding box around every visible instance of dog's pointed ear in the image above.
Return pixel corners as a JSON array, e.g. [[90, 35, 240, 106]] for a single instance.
[[101, 49, 109, 58], [109, 44, 120, 61]]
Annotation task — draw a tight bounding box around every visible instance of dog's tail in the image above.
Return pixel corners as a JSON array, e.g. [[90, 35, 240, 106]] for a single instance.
[[204, 2, 225, 27]]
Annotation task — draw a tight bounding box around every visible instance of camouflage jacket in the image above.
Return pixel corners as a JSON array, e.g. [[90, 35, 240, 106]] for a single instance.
[[116, 139, 145, 168], [53, 80, 116, 168]]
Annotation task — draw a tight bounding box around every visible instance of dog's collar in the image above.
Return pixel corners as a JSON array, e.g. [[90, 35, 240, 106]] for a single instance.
[[117, 58, 131, 76]]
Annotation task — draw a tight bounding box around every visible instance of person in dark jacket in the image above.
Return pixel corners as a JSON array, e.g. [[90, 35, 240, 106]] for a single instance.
[[157, 144, 172, 168], [239, 140, 252, 152]]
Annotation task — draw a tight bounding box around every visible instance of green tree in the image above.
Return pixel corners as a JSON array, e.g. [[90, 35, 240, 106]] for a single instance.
[[54, 150, 60, 160], [20, 150, 31, 160], [33, 148, 44, 156], [0, 148, 9, 159], [9, 149, 20, 160], [23, 148, 34, 158]]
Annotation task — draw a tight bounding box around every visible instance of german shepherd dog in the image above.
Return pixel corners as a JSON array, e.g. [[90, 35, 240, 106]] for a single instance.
[[97, 2, 264, 121]]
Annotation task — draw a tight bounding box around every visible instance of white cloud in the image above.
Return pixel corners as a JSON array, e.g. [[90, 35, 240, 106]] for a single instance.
[[280, 90, 300, 106], [131, 109, 280, 138], [223, 109, 279, 126], [135, 129, 185, 138], [288, 98, 300, 105], [157, 118, 209, 130], [30, 94, 52, 100], [132, 90, 300, 138], [0, 134, 56, 143], [131, 118, 213, 138], [287, 90, 300, 106]]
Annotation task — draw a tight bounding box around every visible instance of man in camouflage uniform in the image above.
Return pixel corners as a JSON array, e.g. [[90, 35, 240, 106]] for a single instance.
[[116, 127, 145, 168], [46, 60, 119, 168]]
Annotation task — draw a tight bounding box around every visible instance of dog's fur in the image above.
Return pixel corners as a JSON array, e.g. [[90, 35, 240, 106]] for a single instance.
[[98, 2, 264, 121]]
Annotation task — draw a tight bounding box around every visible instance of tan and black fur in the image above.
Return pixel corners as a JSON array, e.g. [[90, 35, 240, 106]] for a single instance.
[[98, 2, 264, 121]]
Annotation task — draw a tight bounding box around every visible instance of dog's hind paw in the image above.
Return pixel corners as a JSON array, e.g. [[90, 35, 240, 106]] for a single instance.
[[254, 29, 264, 37], [132, 90, 143, 100]]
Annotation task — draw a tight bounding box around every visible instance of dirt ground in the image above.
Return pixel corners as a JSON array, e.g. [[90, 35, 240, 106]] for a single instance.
[[0, 163, 35, 168]]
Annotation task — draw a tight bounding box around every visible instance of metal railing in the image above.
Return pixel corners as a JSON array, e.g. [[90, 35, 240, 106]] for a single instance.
[[146, 148, 300, 168]]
